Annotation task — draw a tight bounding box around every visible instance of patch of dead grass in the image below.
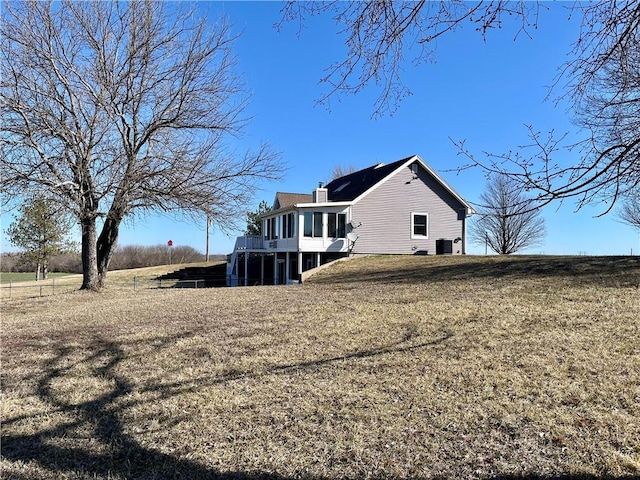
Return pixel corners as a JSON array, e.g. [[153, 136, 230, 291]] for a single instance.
[[1, 256, 639, 479], [0, 261, 224, 300]]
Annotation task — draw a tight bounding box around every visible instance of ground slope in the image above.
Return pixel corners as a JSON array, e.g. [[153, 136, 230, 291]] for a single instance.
[[2, 255, 639, 479]]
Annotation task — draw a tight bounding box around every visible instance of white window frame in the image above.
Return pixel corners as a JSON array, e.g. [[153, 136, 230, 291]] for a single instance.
[[303, 211, 324, 238], [411, 212, 429, 239], [327, 212, 347, 239]]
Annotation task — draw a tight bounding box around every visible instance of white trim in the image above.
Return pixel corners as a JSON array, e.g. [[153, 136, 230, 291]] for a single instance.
[[352, 155, 475, 215], [411, 212, 429, 239], [295, 201, 353, 208]]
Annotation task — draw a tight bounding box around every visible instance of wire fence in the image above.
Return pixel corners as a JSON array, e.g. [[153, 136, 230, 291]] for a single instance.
[[0, 277, 213, 300]]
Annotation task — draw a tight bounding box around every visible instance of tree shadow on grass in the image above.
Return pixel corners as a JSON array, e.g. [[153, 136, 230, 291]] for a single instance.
[[2, 329, 636, 480], [312, 256, 640, 288], [1, 328, 449, 479]]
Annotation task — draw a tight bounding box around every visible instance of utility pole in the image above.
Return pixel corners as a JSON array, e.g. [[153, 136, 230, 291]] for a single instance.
[[205, 215, 211, 262]]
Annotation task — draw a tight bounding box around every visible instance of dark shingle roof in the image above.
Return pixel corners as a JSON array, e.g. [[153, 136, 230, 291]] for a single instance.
[[325, 156, 414, 202]]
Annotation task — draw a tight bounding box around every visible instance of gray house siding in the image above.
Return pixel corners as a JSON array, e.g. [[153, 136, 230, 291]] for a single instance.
[[350, 163, 466, 255]]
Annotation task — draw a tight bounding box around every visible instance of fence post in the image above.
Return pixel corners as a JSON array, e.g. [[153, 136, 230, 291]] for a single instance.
[[40, 285, 43, 297], [134, 276, 137, 291], [52, 278, 55, 295]]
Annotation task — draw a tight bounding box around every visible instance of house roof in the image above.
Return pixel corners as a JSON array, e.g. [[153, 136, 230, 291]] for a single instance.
[[273, 192, 312, 210], [324, 156, 415, 202], [267, 154, 473, 215]]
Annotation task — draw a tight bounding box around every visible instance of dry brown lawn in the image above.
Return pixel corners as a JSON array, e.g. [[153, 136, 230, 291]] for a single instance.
[[1, 255, 639, 479], [0, 262, 224, 300]]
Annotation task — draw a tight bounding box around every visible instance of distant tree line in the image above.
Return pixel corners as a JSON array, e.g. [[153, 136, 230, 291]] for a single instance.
[[1, 245, 213, 273], [1, 252, 83, 274], [108, 245, 206, 270]]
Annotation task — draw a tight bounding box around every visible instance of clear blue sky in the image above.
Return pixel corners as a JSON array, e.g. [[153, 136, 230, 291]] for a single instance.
[[3, 2, 639, 256]]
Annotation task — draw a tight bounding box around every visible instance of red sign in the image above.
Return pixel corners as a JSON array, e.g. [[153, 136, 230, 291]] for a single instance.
[[167, 240, 173, 247]]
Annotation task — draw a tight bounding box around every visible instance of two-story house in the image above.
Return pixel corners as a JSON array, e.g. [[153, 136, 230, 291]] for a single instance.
[[227, 154, 475, 286]]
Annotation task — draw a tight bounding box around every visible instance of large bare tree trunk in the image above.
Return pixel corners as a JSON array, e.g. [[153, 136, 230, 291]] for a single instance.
[[96, 217, 121, 289], [80, 217, 99, 291]]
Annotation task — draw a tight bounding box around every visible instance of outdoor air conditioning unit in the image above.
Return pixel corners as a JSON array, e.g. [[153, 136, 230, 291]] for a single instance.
[[436, 239, 453, 255]]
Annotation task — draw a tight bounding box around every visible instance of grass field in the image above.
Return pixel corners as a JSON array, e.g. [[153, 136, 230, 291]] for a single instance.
[[0, 271, 71, 284], [0, 262, 224, 299], [1, 255, 639, 479]]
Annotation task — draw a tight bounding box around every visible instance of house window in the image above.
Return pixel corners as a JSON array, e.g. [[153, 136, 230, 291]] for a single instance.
[[411, 213, 428, 238], [337, 213, 346, 238], [281, 213, 295, 239], [313, 212, 323, 237], [264, 218, 270, 240], [304, 212, 323, 237], [270, 217, 277, 240], [328, 213, 347, 238], [304, 212, 313, 237], [264, 217, 277, 240], [287, 212, 294, 238]]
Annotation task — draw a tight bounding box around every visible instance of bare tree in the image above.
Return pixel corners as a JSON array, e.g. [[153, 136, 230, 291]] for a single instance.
[[1, 1, 281, 290], [280, 1, 640, 211], [329, 164, 358, 181], [618, 192, 640, 230], [456, 15, 640, 214], [279, 1, 543, 117], [470, 174, 546, 255]]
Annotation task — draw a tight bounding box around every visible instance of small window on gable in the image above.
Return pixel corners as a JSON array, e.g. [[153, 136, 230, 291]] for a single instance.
[[411, 213, 428, 239]]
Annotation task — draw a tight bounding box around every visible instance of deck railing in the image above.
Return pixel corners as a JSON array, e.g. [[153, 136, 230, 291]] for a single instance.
[[233, 235, 264, 251]]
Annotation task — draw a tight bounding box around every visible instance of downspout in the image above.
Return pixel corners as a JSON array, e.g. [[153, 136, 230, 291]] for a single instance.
[[461, 208, 468, 255]]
